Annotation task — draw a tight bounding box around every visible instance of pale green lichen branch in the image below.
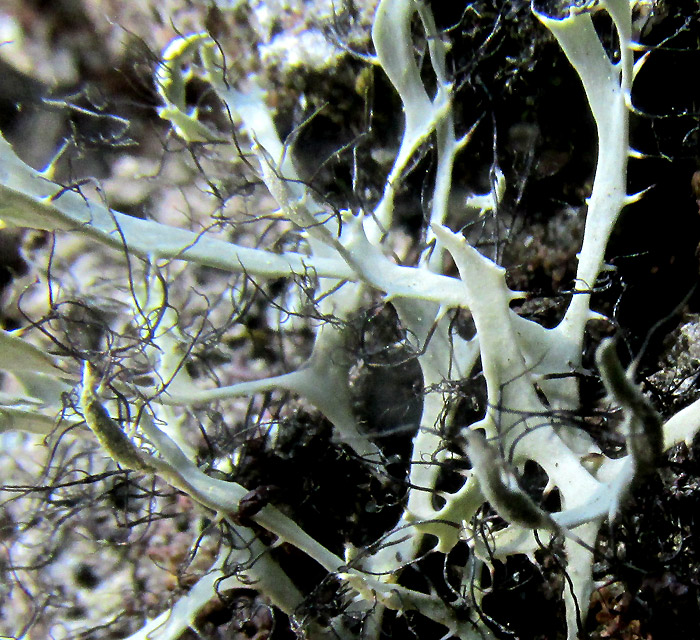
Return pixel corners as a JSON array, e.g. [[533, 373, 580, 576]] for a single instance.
[[80, 363, 468, 635]]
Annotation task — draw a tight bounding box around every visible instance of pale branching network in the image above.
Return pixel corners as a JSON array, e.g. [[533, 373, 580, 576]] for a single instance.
[[0, 1, 697, 639]]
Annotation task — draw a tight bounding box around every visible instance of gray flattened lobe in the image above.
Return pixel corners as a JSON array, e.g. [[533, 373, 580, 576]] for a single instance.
[[466, 430, 554, 530]]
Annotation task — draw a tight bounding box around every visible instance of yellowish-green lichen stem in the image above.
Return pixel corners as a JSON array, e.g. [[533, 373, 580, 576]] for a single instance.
[[596, 338, 663, 474], [80, 362, 154, 473], [465, 430, 555, 530]]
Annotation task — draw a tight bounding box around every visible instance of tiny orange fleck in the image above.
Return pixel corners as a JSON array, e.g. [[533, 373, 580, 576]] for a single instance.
[[692, 170, 700, 202]]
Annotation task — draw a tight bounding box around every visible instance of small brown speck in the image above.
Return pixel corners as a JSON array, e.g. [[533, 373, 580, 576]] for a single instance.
[[691, 170, 700, 204]]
